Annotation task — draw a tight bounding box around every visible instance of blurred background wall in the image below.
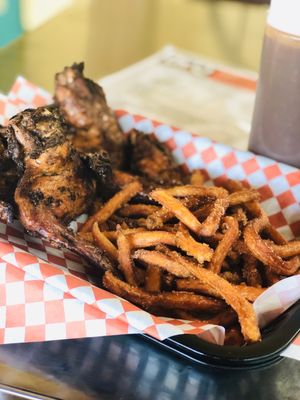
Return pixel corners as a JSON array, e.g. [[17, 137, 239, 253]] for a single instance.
[[0, 0, 269, 91], [0, 0, 74, 47]]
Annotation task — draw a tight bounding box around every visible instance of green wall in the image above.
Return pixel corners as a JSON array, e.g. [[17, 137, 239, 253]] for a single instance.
[[0, 0, 23, 48]]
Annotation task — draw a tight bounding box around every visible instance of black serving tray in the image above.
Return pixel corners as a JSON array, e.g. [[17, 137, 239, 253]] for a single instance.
[[143, 300, 300, 370]]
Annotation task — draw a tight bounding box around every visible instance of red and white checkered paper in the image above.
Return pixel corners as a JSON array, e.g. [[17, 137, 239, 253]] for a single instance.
[[0, 78, 299, 360]]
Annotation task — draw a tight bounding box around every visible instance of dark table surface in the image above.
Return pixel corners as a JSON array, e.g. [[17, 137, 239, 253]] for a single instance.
[[0, 334, 299, 399]]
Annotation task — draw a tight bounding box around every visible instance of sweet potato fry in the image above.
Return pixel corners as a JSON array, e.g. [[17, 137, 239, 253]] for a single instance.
[[117, 228, 136, 285], [231, 207, 248, 226], [199, 197, 230, 237], [267, 240, 300, 258], [165, 185, 228, 198], [193, 203, 213, 220], [228, 189, 261, 206], [146, 196, 204, 230], [113, 170, 139, 186], [145, 265, 161, 292], [92, 222, 118, 261], [150, 190, 203, 234], [242, 254, 262, 287], [77, 232, 94, 242], [175, 225, 213, 263], [220, 271, 242, 284], [133, 249, 190, 278], [224, 179, 287, 245], [236, 284, 265, 302], [146, 207, 173, 230], [103, 271, 225, 313], [190, 170, 205, 186], [176, 279, 265, 302], [118, 204, 159, 217], [103, 227, 146, 241], [244, 218, 300, 276], [208, 216, 239, 274], [81, 181, 142, 232], [151, 189, 228, 237], [127, 231, 176, 248], [151, 250, 260, 342]]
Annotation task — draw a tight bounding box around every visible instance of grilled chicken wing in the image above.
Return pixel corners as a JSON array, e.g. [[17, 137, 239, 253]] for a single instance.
[[0, 126, 19, 222], [55, 63, 126, 169], [127, 129, 186, 188], [7, 106, 114, 271]]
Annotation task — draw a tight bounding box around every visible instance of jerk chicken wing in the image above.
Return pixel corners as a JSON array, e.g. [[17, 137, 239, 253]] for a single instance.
[[7, 105, 114, 271], [127, 129, 186, 188], [0, 126, 19, 222], [55, 62, 126, 169]]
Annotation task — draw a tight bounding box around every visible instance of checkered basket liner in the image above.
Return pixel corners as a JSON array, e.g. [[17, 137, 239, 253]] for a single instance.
[[0, 77, 299, 360]]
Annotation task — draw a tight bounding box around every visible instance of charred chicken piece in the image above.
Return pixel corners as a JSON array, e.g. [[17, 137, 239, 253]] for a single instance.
[[0, 126, 19, 222], [127, 129, 186, 188], [0, 200, 14, 223], [55, 62, 126, 169], [8, 106, 114, 271]]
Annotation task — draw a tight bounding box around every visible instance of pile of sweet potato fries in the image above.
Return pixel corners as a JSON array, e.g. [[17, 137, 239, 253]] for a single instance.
[[79, 171, 300, 345]]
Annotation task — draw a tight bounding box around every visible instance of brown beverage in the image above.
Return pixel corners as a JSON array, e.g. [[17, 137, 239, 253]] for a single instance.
[[249, 25, 300, 168]]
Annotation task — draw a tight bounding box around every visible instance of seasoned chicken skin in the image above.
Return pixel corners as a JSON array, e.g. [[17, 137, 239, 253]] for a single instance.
[[0, 126, 19, 222], [55, 63, 126, 169], [8, 106, 114, 271], [127, 129, 186, 188], [8, 106, 95, 222]]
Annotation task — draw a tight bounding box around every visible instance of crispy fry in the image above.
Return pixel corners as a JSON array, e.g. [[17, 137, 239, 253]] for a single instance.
[[117, 228, 136, 285], [244, 218, 300, 276], [224, 179, 287, 245], [103, 271, 225, 312], [175, 224, 213, 263], [193, 203, 213, 220], [236, 284, 265, 302], [151, 189, 228, 237], [128, 231, 176, 248], [150, 189, 203, 234], [113, 170, 139, 187], [267, 240, 300, 258], [77, 232, 94, 242], [208, 216, 239, 274], [87, 173, 298, 345], [220, 271, 242, 284], [145, 265, 161, 292], [146, 196, 204, 230], [118, 204, 159, 217], [133, 249, 190, 278], [176, 279, 265, 302], [81, 181, 142, 232], [103, 227, 146, 241], [190, 170, 205, 186], [146, 207, 173, 230], [232, 207, 248, 226], [92, 222, 118, 261], [228, 189, 260, 206], [153, 251, 260, 342], [200, 197, 230, 236], [242, 254, 262, 287], [165, 185, 228, 198]]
